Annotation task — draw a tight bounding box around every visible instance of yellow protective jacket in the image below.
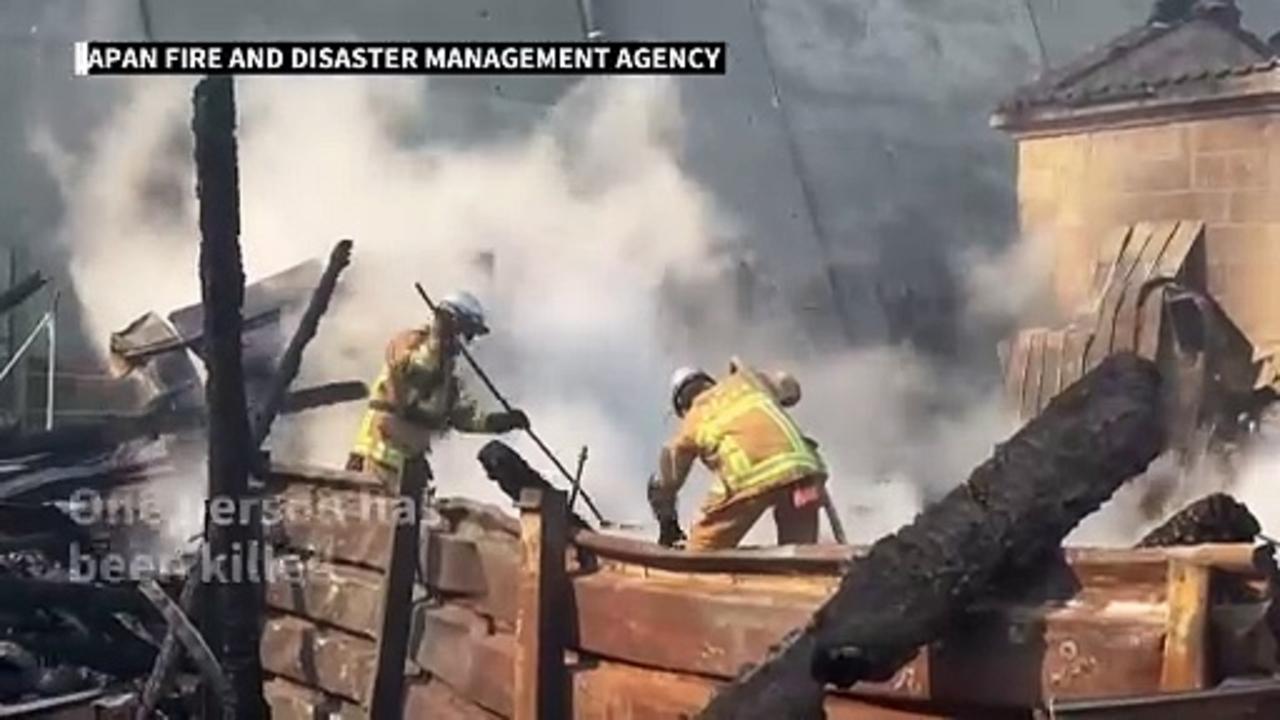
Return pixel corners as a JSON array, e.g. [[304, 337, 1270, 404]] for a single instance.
[[657, 364, 826, 510], [351, 324, 501, 472]]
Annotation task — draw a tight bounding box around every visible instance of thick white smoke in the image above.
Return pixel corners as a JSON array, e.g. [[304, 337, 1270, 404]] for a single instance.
[[39, 74, 1026, 545]]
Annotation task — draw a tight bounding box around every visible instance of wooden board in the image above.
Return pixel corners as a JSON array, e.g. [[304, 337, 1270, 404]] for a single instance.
[[1089, 225, 1134, 307], [261, 615, 378, 704], [1061, 327, 1091, 391], [1041, 329, 1066, 403], [1138, 221, 1205, 358], [414, 605, 517, 718], [405, 679, 504, 720], [264, 678, 364, 720], [266, 560, 384, 638], [1087, 221, 1157, 370], [267, 483, 395, 569], [1112, 220, 1179, 354], [1022, 329, 1047, 420], [413, 607, 956, 719], [1005, 327, 1034, 411]]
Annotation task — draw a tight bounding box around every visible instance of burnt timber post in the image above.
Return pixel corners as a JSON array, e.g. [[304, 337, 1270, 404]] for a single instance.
[[366, 456, 430, 717], [515, 487, 569, 720], [192, 74, 267, 720]]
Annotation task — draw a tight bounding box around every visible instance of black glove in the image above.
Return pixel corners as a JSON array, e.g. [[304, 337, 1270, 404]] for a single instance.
[[658, 517, 687, 548], [647, 475, 684, 548], [488, 409, 529, 433]]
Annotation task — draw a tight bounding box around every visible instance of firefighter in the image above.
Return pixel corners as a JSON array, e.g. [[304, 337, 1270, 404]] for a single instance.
[[649, 359, 828, 551], [347, 290, 529, 490]]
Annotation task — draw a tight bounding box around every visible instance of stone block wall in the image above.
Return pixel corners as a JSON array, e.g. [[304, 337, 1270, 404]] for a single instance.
[[1017, 113, 1280, 359]]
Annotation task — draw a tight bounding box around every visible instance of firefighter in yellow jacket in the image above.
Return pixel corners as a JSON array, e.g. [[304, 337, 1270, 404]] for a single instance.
[[649, 359, 828, 550], [347, 291, 529, 488]]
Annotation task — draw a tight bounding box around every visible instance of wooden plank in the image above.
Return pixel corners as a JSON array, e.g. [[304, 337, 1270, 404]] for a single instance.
[[438, 496, 857, 576], [1040, 330, 1066, 402], [263, 678, 364, 720], [366, 457, 428, 718], [404, 679, 504, 720], [1004, 328, 1034, 417], [267, 483, 395, 569], [1086, 221, 1156, 369], [412, 608, 953, 719], [1112, 220, 1179, 354], [414, 606, 516, 717], [1138, 221, 1204, 358], [269, 462, 387, 493], [514, 488, 569, 720], [1154, 221, 1205, 279], [1022, 329, 1047, 419], [1088, 225, 1133, 307], [571, 660, 951, 720], [260, 615, 378, 704], [266, 558, 384, 638], [424, 531, 522, 629], [929, 608, 1166, 705], [1060, 326, 1091, 391], [1160, 559, 1213, 691]]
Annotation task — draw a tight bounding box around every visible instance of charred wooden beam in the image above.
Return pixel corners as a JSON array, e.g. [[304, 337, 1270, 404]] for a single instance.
[[192, 74, 266, 720], [0, 383, 363, 463], [698, 353, 1166, 720], [136, 569, 202, 719], [478, 441, 591, 531], [249, 239, 353, 449], [138, 579, 232, 713], [1137, 493, 1261, 548], [277, 380, 367, 415], [0, 272, 47, 319]]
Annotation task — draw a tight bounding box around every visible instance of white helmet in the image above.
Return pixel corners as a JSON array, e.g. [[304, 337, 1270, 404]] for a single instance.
[[670, 366, 712, 417], [438, 290, 489, 336], [771, 371, 801, 407]]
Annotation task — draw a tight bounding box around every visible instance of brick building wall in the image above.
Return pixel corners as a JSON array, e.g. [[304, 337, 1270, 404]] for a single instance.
[[1016, 112, 1280, 361]]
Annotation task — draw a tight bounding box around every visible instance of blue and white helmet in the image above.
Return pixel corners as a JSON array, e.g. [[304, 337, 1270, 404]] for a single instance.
[[438, 290, 489, 336]]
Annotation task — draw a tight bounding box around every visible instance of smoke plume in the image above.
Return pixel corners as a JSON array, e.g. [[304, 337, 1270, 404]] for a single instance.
[[38, 73, 1029, 544]]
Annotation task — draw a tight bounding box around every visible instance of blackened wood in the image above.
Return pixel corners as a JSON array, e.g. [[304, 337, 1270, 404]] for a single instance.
[[192, 74, 266, 720], [0, 272, 47, 319], [478, 441, 591, 530], [0, 383, 362, 462], [250, 239, 352, 448], [277, 380, 367, 414], [697, 353, 1165, 720], [138, 579, 232, 712], [135, 567, 201, 719], [1137, 493, 1260, 548], [366, 456, 429, 717]]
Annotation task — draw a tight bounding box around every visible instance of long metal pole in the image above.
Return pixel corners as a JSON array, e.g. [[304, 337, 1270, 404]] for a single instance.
[[44, 292, 57, 430], [414, 282, 608, 525], [0, 312, 51, 384]]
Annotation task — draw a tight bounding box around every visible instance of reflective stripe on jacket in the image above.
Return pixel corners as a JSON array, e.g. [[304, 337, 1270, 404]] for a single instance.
[[673, 367, 825, 507]]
